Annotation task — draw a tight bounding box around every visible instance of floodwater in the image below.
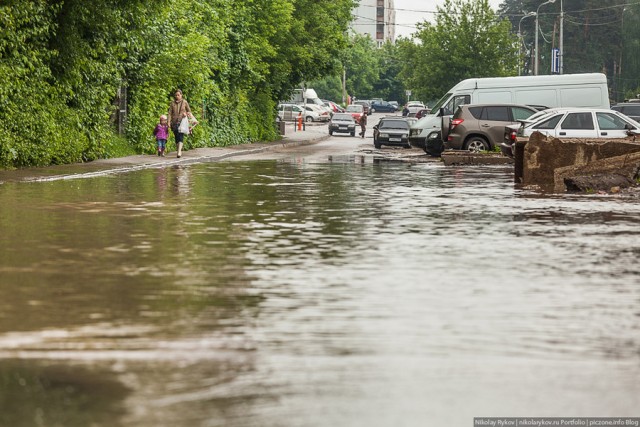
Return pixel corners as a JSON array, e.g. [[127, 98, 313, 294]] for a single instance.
[[0, 158, 639, 427]]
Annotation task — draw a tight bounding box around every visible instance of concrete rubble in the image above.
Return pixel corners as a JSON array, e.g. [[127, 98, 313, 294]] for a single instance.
[[514, 132, 640, 193]]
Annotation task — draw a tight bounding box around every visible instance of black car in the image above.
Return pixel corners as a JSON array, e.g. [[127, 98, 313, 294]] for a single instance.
[[425, 130, 445, 157], [369, 101, 398, 113], [499, 124, 521, 158], [328, 113, 357, 136], [373, 117, 412, 149]]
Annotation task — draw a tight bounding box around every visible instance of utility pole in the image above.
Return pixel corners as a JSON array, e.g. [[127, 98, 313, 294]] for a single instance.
[[518, 12, 537, 76], [559, 0, 564, 74], [342, 67, 346, 106], [535, 0, 556, 76]]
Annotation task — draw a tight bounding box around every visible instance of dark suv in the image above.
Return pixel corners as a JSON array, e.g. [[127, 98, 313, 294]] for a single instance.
[[611, 101, 640, 122], [444, 104, 538, 152]]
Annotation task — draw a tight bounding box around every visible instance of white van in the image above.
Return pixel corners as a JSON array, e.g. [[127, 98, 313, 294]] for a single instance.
[[289, 88, 333, 115], [409, 73, 610, 149]]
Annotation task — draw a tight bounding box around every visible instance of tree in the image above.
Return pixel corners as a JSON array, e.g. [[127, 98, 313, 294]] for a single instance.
[[500, 0, 640, 101], [373, 41, 406, 103], [399, 0, 518, 103], [342, 33, 379, 101], [0, 0, 358, 168]]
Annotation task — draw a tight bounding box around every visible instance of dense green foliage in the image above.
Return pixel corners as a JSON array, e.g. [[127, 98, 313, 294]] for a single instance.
[[500, 0, 640, 100], [0, 0, 355, 168], [398, 0, 518, 104], [310, 36, 406, 105]]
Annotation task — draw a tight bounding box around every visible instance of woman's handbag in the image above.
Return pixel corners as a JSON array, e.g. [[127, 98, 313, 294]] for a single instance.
[[178, 117, 190, 134]]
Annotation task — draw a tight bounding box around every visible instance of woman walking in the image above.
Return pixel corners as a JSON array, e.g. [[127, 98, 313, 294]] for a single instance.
[[168, 89, 192, 158]]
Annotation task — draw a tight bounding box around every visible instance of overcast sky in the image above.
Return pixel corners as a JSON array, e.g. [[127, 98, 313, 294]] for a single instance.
[[394, 0, 505, 39]]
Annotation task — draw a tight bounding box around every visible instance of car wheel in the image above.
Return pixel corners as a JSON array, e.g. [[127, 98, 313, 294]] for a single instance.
[[370, 108, 376, 113], [306, 116, 313, 123], [329, 130, 333, 136], [374, 139, 381, 149], [464, 136, 489, 152], [425, 131, 444, 157], [350, 132, 355, 137]]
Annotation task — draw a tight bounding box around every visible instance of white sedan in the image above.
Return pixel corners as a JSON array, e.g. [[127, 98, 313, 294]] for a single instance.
[[523, 108, 640, 139], [302, 104, 331, 122], [405, 101, 426, 116]]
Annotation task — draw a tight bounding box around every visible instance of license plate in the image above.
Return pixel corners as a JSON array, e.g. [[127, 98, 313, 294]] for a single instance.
[[390, 138, 402, 142], [339, 126, 348, 130]]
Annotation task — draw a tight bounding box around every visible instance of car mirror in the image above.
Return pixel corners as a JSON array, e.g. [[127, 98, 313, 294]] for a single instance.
[[625, 123, 636, 131]]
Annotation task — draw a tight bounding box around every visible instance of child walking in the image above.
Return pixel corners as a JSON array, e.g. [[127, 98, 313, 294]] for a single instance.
[[153, 115, 169, 156]]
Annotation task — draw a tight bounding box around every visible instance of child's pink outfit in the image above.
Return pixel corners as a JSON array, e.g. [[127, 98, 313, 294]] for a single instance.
[[153, 124, 169, 156]]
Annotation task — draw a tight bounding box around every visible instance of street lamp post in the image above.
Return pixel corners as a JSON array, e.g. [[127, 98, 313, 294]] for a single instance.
[[534, 0, 556, 75], [518, 12, 537, 75]]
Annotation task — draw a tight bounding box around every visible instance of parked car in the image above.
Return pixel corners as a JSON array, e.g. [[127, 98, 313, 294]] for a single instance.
[[346, 104, 364, 123], [277, 103, 306, 122], [323, 100, 345, 113], [425, 130, 445, 157], [521, 108, 640, 139], [611, 102, 640, 122], [328, 113, 357, 136], [354, 100, 371, 115], [415, 108, 431, 119], [444, 104, 538, 152], [369, 100, 398, 113], [302, 104, 331, 122], [500, 124, 525, 158], [500, 108, 640, 157], [389, 101, 399, 109], [405, 102, 426, 117], [373, 116, 412, 149]]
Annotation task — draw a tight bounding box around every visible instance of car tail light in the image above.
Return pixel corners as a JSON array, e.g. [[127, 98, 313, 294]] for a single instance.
[[509, 130, 517, 142], [450, 118, 464, 130]]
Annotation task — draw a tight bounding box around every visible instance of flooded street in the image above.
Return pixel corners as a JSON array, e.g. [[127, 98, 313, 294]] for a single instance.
[[0, 137, 639, 426]]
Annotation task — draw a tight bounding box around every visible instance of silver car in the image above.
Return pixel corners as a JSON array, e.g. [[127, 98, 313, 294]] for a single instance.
[[328, 113, 357, 136], [445, 104, 538, 152]]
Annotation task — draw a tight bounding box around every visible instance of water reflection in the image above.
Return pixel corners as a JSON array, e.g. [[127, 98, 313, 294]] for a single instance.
[[0, 161, 639, 426]]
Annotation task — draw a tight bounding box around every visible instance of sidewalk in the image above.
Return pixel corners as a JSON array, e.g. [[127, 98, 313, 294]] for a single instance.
[[0, 125, 329, 183]]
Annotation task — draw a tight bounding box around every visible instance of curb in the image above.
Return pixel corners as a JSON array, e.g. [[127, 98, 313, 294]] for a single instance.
[[0, 132, 330, 184]]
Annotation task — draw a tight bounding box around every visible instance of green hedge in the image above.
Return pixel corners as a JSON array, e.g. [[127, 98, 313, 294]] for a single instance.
[[0, 0, 355, 169]]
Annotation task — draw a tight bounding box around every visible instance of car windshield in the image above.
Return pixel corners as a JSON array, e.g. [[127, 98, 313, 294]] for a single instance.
[[430, 92, 452, 112], [379, 120, 409, 130], [346, 105, 362, 112], [332, 114, 353, 122]]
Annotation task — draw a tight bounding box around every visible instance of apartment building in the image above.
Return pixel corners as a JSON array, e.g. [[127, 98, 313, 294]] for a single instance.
[[351, 0, 396, 46]]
